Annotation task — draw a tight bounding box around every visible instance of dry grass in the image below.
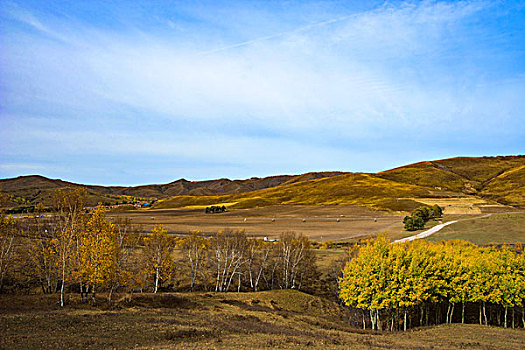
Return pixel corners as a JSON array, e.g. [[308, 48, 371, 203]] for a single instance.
[[377, 156, 525, 207], [434, 156, 525, 184], [405, 197, 511, 215], [1, 291, 524, 350], [377, 161, 469, 192], [151, 156, 525, 213], [153, 173, 448, 212], [481, 165, 525, 207], [428, 212, 525, 245], [110, 203, 525, 244], [110, 205, 404, 242]]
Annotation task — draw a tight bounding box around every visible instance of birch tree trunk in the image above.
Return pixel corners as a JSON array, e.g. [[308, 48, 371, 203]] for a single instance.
[[154, 267, 159, 293], [483, 301, 487, 326]]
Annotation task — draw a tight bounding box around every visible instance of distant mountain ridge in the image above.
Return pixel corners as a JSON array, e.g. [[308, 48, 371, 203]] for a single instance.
[[0, 172, 343, 208], [1, 156, 524, 211], [152, 155, 525, 212]]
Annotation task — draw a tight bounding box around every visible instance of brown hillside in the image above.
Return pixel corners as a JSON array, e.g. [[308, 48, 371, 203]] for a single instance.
[[1, 156, 523, 210], [0, 172, 343, 208], [376, 156, 525, 207], [481, 165, 525, 207], [153, 172, 455, 212]]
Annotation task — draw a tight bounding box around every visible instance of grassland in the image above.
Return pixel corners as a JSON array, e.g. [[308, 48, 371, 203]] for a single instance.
[[153, 156, 525, 213], [427, 212, 525, 245], [153, 173, 449, 212], [109, 203, 525, 244], [377, 156, 525, 207], [434, 156, 525, 184], [109, 205, 404, 242], [481, 165, 525, 207], [3, 156, 524, 212], [2, 291, 524, 350], [376, 161, 470, 192]]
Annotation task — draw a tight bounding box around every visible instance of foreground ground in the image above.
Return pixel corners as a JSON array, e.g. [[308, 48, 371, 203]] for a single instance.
[[1, 291, 524, 350]]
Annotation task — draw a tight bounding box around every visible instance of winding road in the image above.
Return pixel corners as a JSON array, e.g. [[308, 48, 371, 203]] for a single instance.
[[394, 214, 493, 243], [394, 220, 458, 243]]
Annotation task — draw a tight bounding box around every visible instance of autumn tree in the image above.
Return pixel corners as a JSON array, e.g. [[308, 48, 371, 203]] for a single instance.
[[340, 236, 525, 331], [339, 235, 392, 330], [245, 239, 273, 292], [27, 216, 60, 294], [143, 225, 175, 293], [212, 229, 248, 292], [276, 232, 316, 290], [180, 230, 209, 291], [111, 218, 142, 296], [52, 187, 87, 307], [77, 206, 119, 302], [0, 214, 19, 293]]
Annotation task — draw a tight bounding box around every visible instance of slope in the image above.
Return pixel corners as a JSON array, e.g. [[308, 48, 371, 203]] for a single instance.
[[376, 155, 525, 207], [0, 172, 343, 208], [481, 165, 525, 207], [153, 172, 455, 212]]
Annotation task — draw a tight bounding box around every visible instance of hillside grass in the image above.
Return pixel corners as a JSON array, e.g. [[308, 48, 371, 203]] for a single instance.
[[3, 156, 524, 211], [154, 173, 443, 212], [377, 161, 469, 192], [153, 156, 525, 212], [427, 212, 525, 245], [481, 165, 525, 207], [434, 156, 525, 184], [377, 156, 525, 207], [2, 291, 524, 350]]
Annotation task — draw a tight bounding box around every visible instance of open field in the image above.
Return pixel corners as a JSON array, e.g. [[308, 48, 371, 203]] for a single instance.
[[427, 212, 525, 245], [109, 204, 525, 243], [1, 291, 525, 350], [110, 205, 404, 242], [406, 197, 511, 215]]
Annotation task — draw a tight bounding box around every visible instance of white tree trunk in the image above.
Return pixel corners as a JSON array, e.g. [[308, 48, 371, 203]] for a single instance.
[[483, 302, 487, 326], [154, 267, 159, 293]]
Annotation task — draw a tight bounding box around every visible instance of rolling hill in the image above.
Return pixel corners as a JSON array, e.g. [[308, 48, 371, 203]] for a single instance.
[[1, 156, 523, 211], [153, 155, 525, 212], [0, 172, 343, 208], [376, 156, 525, 193], [152, 172, 446, 212]]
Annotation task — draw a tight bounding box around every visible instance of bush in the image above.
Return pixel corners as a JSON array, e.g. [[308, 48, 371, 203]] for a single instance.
[[404, 205, 442, 231], [205, 205, 227, 214]]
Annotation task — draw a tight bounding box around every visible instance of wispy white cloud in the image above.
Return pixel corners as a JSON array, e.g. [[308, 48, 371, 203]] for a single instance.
[[0, 163, 44, 172], [1, 0, 524, 184]]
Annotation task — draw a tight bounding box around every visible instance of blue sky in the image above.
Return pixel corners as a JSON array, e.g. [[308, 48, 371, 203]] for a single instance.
[[1, 0, 524, 185]]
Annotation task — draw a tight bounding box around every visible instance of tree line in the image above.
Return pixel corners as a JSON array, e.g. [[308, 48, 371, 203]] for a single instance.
[[339, 236, 525, 331], [205, 205, 227, 213], [0, 188, 317, 305]]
